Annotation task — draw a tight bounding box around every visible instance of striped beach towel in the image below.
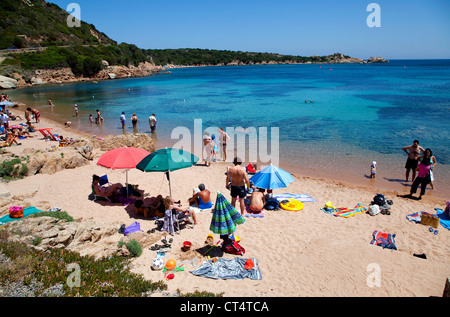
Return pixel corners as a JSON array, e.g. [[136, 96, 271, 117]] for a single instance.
[[210, 192, 245, 235], [321, 203, 367, 218], [272, 193, 316, 202]]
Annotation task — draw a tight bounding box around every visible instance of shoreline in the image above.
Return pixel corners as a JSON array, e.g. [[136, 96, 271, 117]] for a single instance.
[[7, 103, 449, 203]]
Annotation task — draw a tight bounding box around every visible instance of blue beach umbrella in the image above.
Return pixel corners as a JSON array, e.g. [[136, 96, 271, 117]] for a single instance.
[[0, 101, 14, 107], [249, 164, 295, 190]]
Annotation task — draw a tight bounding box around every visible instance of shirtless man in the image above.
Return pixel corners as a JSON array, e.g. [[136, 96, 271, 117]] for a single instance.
[[226, 157, 250, 215], [402, 140, 425, 182], [249, 188, 266, 212], [26, 108, 40, 123]]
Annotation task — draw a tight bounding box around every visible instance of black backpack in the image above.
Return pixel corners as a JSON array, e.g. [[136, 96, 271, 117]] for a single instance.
[[373, 194, 386, 206]]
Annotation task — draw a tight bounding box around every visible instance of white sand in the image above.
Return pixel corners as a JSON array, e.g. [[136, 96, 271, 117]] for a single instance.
[[1, 116, 449, 297]]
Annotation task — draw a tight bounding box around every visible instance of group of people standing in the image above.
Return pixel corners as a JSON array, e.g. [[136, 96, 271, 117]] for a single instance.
[[203, 127, 230, 166], [119, 111, 157, 133], [403, 139, 437, 200]]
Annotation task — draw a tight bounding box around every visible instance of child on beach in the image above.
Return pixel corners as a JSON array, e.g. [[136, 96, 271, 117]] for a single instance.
[[370, 161, 377, 178], [89, 114, 94, 124]]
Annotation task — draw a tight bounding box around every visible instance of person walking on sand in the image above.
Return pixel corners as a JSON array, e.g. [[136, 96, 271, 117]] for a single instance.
[[219, 127, 230, 162], [403, 140, 425, 182], [149, 113, 157, 133], [419, 148, 437, 190], [408, 150, 433, 200], [74, 104, 78, 118], [226, 157, 250, 215], [120, 111, 126, 130]]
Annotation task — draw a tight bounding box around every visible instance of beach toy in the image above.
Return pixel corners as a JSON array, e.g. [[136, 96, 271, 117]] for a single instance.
[[183, 241, 192, 251], [324, 201, 335, 209], [165, 259, 176, 271], [151, 258, 164, 271], [165, 273, 175, 281], [244, 259, 254, 270], [235, 236, 241, 243], [205, 234, 214, 245], [280, 199, 304, 211]]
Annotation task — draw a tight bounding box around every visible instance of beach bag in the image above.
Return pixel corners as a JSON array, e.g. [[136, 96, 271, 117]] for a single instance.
[[9, 206, 23, 219], [223, 240, 245, 256], [420, 212, 440, 229], [264, 198, 280, 210], [369, 204, 380, 216], [373, 194, 386, 206]]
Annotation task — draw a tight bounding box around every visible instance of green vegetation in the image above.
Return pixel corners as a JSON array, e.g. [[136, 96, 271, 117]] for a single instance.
[[28, 210, 74, 222], [0, 230, 167, 297], [118, 239, 143, 258], [146, 48, 329, 66], [0, 157, 28, 181], [0, 0, 115, 49]]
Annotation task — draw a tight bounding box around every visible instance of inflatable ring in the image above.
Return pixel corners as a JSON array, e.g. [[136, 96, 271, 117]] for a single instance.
[[280, 199, 304, 211]]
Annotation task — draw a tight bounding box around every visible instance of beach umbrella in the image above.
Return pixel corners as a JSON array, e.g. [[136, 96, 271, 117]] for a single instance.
[[249, 164, 295, 190], [210, 192, 245, 235], [97, 147, 151, 196], [0, 101, 14, 107], [136, 148, 199, 196]]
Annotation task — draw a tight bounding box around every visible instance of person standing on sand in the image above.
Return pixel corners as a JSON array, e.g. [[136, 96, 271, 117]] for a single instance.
[[219, 127, 230, 162], [120, 112, 126, 130], [149, 113, 157, 133], [403, 140, 425, 182], [26, 107, 40, 124], [74, 104, 78, 118], [226, 157, 250, 215], [408, 151, 433, 200]]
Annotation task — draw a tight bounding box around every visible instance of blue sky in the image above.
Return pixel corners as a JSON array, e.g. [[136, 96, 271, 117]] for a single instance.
[[48, 0, 450, 59]]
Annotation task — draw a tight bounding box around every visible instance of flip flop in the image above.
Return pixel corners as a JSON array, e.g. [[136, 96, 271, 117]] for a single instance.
[[150, 244, 160, 251]]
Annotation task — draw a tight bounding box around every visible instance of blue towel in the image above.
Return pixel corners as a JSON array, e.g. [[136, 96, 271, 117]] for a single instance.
[[0, 207, 44, 225], [434, 209, 450, 230]]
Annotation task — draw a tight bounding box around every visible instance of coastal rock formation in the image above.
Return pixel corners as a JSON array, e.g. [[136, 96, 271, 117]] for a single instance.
[[326, 53, 364, 64], [0, 75, 18, 89], [2, 216, 163, 259], [367, 56, 389, 63], [23, 143, 94, 176]]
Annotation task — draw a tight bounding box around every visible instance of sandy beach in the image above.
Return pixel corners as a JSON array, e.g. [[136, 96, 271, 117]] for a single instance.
[[1, 113, 449, 297]]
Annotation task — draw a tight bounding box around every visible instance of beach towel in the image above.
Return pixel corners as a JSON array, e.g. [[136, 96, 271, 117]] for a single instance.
[[370, 230, 397, 250], [434, 209, 450, 230], [210, 192, 245, 235], [124, 221, 143, 236], [321, 203, 367, 218], [0, 207, 44, 225], [406, 211, 426, 223], [190, 257, 262, 280], [273, 193, 316, 202]]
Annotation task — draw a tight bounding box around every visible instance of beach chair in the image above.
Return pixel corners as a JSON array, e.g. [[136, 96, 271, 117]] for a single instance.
[[38, 128, 58, 141], [155, 209, 192, 234]]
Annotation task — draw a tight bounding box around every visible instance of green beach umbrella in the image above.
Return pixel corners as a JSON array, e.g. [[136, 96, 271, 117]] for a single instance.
[[210, 192, 245, 235], [136, 148, 200, 196]]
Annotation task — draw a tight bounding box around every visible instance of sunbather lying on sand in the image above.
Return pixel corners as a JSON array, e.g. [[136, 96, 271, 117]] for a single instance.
[[92, 174, 123, 198], [0, 133, 20, 147]]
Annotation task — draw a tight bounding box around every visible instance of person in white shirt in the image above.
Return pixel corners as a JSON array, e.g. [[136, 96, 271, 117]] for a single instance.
[[0, 112, 9, 130], [149, 113, 157, 132], [120, 112, 126, 130]]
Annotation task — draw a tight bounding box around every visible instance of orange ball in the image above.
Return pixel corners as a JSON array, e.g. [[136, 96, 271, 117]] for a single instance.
[[165, 259, 176, 270]]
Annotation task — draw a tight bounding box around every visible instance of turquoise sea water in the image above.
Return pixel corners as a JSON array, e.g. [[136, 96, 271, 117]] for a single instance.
[[8, 60, 450, 198]]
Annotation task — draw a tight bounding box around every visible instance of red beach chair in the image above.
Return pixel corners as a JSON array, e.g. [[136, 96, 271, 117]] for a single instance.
[[38, 128, 57, 141]]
